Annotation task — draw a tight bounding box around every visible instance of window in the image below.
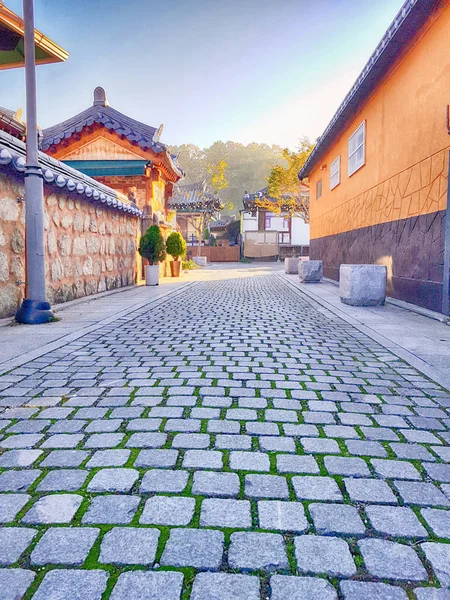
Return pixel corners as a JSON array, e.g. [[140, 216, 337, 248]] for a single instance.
[[278, 232, 290, 244], [330, 155, 341, 190], [348, 121, 365, 176], [264, 215, 272, 229], [283, 216, 289, 229], [316, 179, 323, 199]]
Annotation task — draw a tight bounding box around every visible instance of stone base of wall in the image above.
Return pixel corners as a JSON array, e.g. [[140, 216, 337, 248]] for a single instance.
[[310, 210, 446, 313]]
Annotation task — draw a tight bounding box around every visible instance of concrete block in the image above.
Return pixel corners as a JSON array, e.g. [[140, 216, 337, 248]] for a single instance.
[[284, 257, 299, 274], [340, 264, 387, 306], [193, 256, 207, 267], [299, 260, 322, 283]]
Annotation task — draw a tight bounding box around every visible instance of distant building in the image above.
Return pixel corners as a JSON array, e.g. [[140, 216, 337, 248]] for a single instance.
[[0, 106, 26, 140], [241, 186, 310, 260], [299, 0, 450, 314]]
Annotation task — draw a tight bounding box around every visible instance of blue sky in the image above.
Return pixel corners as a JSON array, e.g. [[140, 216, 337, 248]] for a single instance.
[[1, 0, 401, 149]]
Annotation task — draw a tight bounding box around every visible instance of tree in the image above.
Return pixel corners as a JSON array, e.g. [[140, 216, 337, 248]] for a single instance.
[[255, 138, 314, 223], [166, 231, 187, 261], [138, 225, 166, 265]]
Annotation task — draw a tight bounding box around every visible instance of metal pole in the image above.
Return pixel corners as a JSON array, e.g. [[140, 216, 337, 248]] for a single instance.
[[16, 0, 53, 323]]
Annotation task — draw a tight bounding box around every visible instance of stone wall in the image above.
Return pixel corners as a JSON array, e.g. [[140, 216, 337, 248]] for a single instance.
[[0, 171, 139, 319]]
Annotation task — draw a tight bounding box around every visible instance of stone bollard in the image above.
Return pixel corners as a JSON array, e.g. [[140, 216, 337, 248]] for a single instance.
[[299, 260, 323, 283], [192, 256, 207, 267], [340, 264, 387, 306], [284, 257, 300, 274]]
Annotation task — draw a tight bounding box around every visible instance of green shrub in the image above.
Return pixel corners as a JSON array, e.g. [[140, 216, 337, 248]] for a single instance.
[[182, 259, 198, 270], [138, 225, 166, 265], [166, 231, 187, 260]]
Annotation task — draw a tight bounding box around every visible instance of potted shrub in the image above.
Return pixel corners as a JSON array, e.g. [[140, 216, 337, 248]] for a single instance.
[[166, 231, 187, 277], [138, 225, 166, 286]]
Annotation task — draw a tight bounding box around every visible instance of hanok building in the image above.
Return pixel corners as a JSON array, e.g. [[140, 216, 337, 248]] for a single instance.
[[0, 106, 26, 140], [169, 181, 224, 246], [41, 87, 184, 235], [241, 186, 310, 260], [299, 0, 450, 314]]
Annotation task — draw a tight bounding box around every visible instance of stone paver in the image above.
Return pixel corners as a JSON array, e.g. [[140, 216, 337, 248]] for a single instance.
[[0, 266, 449, 595]]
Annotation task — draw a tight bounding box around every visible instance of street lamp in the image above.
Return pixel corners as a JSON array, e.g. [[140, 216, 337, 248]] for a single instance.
[[0, 0, 68, 323]]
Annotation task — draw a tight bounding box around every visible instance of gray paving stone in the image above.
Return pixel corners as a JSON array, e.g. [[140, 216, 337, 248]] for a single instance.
[[165, 418, 202, 432], [215, 434, 252, 450], [391, 443, 436, 461], [421, 543, 450, 586], [292, 476, 343, 501], [423, 463, 450, 483], [207, 419, 240, 434], [83, 495, 140, 524], [172, 433, 210, 448], [7, 420, 48, 433], [161, 528, 224, 569], [134, 449, 178, 468], [340, 580, 408, 600], [22, 493, 82, 524], [86, 449, 130, 467], [294, 535, 356, 576], [31, 527, 99, 565], [191, 573, 260, 600], [87, 468, 139, 492], [86, 419, 123, 433], [265, 409, 299, 422], [0, 434, 43, 448], [41, 434, 84, 448], [394, 481, 450, 506], [200, 498, 251, 528], [345, 440, 388, 457], [0, 527, 37, 565], [183, 449, 223, 469], [259, 436, 296, 452], [229, 451, 270, 471], [301, 437, 341, 454], [32, 569, 108, 600], [0, 493, 30, 522], [110, 571, 184, 600], [0, 449, 42, 467], [276, 454, 320, 474], [361, 426, 399, 441], [48, 420, 87, 434], [258, 500, 308, 532], [229, 531, 288, 571], [37, 469, 88, 491], [192, 471, 240, 497], [358, 538, 427, 581], [0, 469, 41, 491], [140, 469, 189, 493], [324, 425, 359, 438], [421, 508, 450, 537], [283, 424, 319, 437], [344, 478, 398, 504], [140, 495, 195, 525], [0, 569, 36, 600], [245, 474, 289, 498], [84, 433, 124, 448], [371, 459, 422, 480], [365, 505, 427, 537], [414, 588, 450, 600], [41, 449, 89, 467], [324, 456, 370, 477], [271, 575, 338, 600], [310, 503, 365, 535], [99, 527, 160, 565], [246, 422, 279, 436]]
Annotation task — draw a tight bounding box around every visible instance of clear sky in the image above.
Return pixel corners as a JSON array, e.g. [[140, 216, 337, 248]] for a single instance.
[[1, 0, 402, 149]]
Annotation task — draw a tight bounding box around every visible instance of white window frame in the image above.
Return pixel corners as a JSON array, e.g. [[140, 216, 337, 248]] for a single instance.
[[330, 155, 341, 190], [348, 121, 366, 176], [316, 179, 323, 200]]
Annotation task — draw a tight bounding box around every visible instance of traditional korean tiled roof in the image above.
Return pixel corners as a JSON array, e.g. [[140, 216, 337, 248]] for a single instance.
[[242, 184, 308, 211], [299, 0, 435, 179], [169, 181, 224, 212], [0, 105, 26, 138], [0, 129, 142, 216], [41, 87, 184, 178]]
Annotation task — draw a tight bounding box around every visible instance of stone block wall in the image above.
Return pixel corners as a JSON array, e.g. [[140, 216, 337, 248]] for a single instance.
[[0, 171, 139, 319]]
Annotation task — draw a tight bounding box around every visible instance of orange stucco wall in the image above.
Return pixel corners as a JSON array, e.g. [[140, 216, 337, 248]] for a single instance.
[[309, 1, 450, 241]]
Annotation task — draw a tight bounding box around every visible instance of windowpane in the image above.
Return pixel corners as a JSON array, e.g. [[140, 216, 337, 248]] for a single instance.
[[330, 156, 340, 190], [316, 179, 323, 199], [348, 121, 365, 176]]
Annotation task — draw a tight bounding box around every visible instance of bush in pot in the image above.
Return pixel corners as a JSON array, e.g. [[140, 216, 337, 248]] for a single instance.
[[139, 225, 166, 286], [166, 231, 187, 277]]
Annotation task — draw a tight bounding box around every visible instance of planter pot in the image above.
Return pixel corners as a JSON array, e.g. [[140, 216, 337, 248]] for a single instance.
[[170, 260, 181, 277], [145, 264, 160, 286]]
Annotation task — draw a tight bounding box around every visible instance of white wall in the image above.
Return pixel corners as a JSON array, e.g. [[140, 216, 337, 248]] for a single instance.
[[242, 212, 258, 232], [291, 217, 310, 245]]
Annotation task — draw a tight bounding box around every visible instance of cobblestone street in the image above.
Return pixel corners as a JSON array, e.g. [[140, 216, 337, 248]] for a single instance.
[[0, 267, 450, 599]]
